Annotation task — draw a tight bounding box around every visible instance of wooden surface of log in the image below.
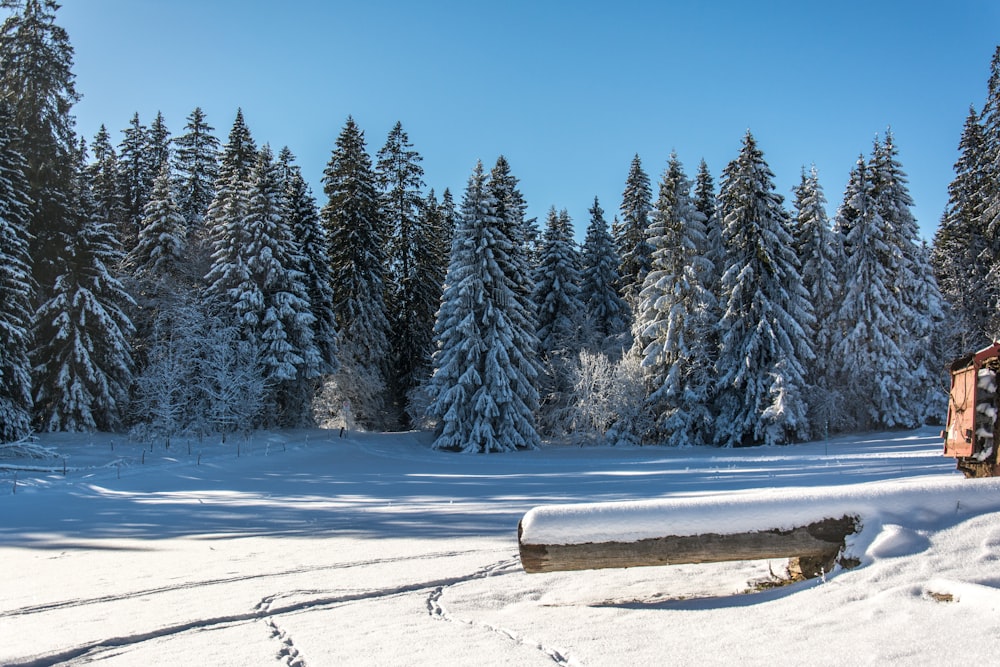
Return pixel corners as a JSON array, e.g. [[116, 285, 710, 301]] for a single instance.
[[518, 515, 858, 574]]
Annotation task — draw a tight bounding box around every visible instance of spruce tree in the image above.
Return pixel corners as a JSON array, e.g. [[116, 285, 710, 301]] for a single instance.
[[147, 110, 171, 176], [832, 153, 909, 430], [205, 145, 320, 426], [0, 0, 80, 294], [617, 154, 654, 308], [0, 105, 34, 441], [792, 166, 843, 435], [375, 121, 431, 416], [427, 161, 540, 453], [87, 125, 124, 237], [532, 207, 585, 434], [278, 147, 338, 377], [871, 131, 945, 426], [632, 153, 715, 446], [715, 132, 814, 446], [116, 112, 152, 249], [320, 116, 390, 428], [579, 196, 629, 352], [694, 159, 722, 293], [933, 106, 991, 350], [173, 106, 220, 235], [31, 156, 135, 431], [128, 162, 186, 283]]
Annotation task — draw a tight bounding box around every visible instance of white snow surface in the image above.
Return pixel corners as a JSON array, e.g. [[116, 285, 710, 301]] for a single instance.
[[2, 427, 1000, 666]]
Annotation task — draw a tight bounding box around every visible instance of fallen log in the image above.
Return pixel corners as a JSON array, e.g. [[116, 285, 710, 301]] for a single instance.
[[518, 514, 859, 578]]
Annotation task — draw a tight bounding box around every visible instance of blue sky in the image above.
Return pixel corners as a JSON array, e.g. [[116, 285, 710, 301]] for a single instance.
[[56, 0, 999, 242]]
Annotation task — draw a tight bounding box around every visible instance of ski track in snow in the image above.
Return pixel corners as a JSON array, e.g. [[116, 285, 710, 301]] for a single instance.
[[6, 555, 531, 667], [425, 557, 576, 666], [0, 548, 481, 618]]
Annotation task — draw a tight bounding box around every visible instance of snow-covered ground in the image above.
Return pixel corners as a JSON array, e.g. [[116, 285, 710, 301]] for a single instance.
[[2, 427, 999, 666]]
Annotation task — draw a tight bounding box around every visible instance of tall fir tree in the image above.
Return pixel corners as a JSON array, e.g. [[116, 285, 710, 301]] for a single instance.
[[0, 105, 35, 441], [617, 153, 654, 308], [832, 152, 910, 430], [631, 153, 715, 446], [933, 106, 991, 351], [694, 158, 722, 293], [87, 125, 124, 236], [320, 116, 391, 428], [579, 196, 628, 352], [792, 166, 843, 435], [427, 161, 540, 453], [980, 46, 1000, 279], [203, 109, 256, 278], [31, 153, 135, 431], [147, 110, 171, 176], [173, 106, 220, 236], [278, 147, 338, 378], [532, 207, 585, 434], [870, 131, 945, 426], [205, 145, 320, 426], [127, 162, 186, 283], [375, 121, 432, 417], [0, 0, 80, 294], [714, 132, 814, 446], [116, 112, 152, 249]]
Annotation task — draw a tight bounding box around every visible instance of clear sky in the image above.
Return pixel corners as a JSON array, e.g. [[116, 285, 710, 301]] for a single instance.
[[54, 0, 999, 242]]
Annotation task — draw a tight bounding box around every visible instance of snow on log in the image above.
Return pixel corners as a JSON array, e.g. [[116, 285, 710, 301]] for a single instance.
[[517, 477, 1000, 575]]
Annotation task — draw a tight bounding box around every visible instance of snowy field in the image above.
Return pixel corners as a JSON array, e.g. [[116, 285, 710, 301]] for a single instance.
[[2, 427, 1000, 666]]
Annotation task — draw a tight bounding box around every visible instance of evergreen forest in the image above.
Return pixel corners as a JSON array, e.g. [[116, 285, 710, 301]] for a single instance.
[[2, 2, 998, 452]]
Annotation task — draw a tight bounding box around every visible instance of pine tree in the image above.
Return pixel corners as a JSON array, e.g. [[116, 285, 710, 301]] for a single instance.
[[980, 46, 1000, 280], [792, 166, 843, 436], [116, 112, 152, 249], [832, 152, 909, 430], [617, 154, 654, 308], [205, 145, 320, 426], [715, 132, 814, 446], [532, 207, 585, 434], [579, 196, 628, 352], [694, 159, 722, 293], [375, 121, 432, 416], [147, 110, 171, 176], [87, 125, 124, 236], [278, 147, 338, 377], [173, 106, 220, 235], [632, 153, 715, 446], [871, 131, 945, 426], [320, 116, 390, 428], [487, 156, 540, 368], [31, 155, 135, 431], [0, 0, 80, 294], [427, 161, 540, 453], [0, 104, 34, 441], [128, 162, 186, 282], [933, 106, 991, 351]]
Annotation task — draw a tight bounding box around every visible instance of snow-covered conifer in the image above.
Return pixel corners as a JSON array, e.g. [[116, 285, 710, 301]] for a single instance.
[[173, 106, 220, 236], [832, 152, 909, 430], [128, 162, 186, 282], [714, 132, 813, 446], [0, 106, 34, 441], [320, 117, 391, 428], [792, 166, 843, 435], [147, 111, 171, 176], [427, 161, 540, 453], [533, 207, 585, 434], [0, 0, 80, 293], [579, 196, 629, 353], [31, 159, 135, 431], [278, 148, 338, 377], [632, 153, 716, 446], [617, 154, 654, 307], [116, 112, 152, 249], [933, 106, 991, 350]]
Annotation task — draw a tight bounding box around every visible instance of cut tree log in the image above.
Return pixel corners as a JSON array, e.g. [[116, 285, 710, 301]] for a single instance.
[[518, 515, 859, 578]]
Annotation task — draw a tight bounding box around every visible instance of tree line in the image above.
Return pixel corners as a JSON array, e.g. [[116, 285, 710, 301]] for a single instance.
[[1, 1, 991, 451]]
